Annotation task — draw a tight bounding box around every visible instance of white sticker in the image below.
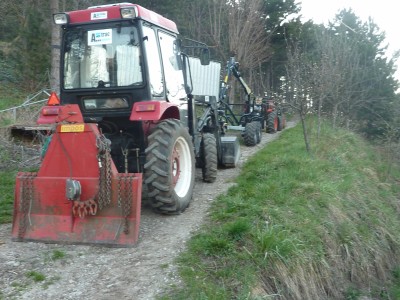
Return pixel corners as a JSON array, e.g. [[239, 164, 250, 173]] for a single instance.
[[91, 11, 107, 20], [88, 29, 112, 46]]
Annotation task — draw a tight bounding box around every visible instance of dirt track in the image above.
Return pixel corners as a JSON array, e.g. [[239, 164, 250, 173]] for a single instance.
[[0, 121, 295, 300]]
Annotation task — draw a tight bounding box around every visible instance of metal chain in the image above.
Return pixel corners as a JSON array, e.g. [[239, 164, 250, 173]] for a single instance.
[[72, 199, 98, 219], [18, 175, 29, 238], [18, 173, 37, 238], [117, 174, 123, 208], [117, 175, 133, 234], [97, 134, 134, 234], [124, 175, 133, 234], [97, 135, 112, 210]]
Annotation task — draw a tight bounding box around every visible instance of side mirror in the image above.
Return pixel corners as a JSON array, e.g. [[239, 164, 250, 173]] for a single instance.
[[199, 48, 210, 65], [173, 40, 183, 70], [182, 54, 193, 94]]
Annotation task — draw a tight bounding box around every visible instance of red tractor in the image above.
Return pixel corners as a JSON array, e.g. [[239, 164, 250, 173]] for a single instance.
[[263, 96, 286, 133], [11, 3, 239, 247]]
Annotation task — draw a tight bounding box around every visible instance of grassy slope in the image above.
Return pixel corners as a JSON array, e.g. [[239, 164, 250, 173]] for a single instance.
[[164, 122, 400, 299], [0, 170, 17, 223], [0, 82, 26, 110], [0, 83, 26, 223]]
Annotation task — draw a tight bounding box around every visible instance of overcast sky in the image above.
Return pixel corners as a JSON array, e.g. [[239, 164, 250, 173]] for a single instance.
[[298, 0, 400, 77]]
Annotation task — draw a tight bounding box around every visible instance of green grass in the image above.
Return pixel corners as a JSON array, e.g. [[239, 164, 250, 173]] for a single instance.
[[0, 82, 27, 110], [0, 81, 39, 221], [0, 170, 17, 224], [0, 82, 37, 126], [390, 268, 400, 299], [163, 122, 400, 299], [51, 249, 66, 260], [43, 249, 67, 262], [26, 271, 46, 282]]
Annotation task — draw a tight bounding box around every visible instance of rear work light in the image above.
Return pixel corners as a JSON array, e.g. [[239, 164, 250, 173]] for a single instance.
[[42, 107, 61, 116], [136, 104, 156, 112], [53, 13, 69, 25], [120, 7, 137, 19]]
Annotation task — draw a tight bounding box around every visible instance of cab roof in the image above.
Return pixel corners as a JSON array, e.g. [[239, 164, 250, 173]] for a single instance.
[[65, 3, 178, 34]]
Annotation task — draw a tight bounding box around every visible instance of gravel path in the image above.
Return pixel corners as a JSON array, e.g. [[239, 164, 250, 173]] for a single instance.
[[0, 121, 295, 300]]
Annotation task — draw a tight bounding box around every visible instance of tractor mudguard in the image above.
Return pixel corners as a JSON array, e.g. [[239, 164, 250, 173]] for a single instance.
[[130, 101, 180, 121], [12, 107, 142, 247]]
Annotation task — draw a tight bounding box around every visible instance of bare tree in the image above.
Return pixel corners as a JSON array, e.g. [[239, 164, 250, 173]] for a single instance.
[[227, 0, 273, 97], [308, 29, 357, 136], [285, 40, 313, 153], [184, 0, 272, 102], [227, 0, 272, 71]]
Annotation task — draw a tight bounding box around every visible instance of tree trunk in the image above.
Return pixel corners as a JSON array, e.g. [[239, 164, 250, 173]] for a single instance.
[[300, 101, 311, 154], [317, 96, 323, 140], [50, 0, 60, 93], [332, 104, 338, 129]]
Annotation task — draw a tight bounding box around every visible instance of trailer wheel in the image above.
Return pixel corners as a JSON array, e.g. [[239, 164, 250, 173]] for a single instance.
[[277, 115, 283, 131], [144, 119, 195, 214], [243, 121, 259, 146], [200, 133, 218, 183], [267, 112, 278, 133], [282, 114, 287, 129], [256, 121, 262, 143]]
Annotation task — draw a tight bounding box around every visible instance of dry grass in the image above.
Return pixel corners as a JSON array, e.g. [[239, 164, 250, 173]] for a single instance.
[[0, 102, 44, 127], [0, 134, 41, 171]]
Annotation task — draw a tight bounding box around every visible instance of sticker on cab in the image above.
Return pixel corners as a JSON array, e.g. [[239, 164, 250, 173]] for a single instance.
[[91, 11, 107, 20], [88, 29, 112, 46]]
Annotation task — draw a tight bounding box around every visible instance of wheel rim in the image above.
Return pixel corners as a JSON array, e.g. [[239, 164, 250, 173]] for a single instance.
[[171, 136, 192, 197], [274, 117, 278, 130], [171, 147, 180, 185]]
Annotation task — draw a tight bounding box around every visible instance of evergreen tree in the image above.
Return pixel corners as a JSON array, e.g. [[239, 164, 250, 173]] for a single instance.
[[263, 0, 301, 93], [328, 10, 398, 137]]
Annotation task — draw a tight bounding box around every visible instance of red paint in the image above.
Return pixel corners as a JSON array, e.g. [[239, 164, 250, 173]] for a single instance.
[[67, 4, 178, 34]]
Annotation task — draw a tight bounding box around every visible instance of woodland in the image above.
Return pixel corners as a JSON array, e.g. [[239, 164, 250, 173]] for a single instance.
[[0, 0, 399, 143]]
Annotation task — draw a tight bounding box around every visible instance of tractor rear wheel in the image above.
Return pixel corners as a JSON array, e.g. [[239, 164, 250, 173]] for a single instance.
[[200, 133, 217, 183], [267, 112, 278, 133], [243, 121, 259, 146], [144, 119, 195, 214]]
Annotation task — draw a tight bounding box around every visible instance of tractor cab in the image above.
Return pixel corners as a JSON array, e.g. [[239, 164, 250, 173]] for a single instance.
[[49, 3, 204, 175], [55, 3, 191, 123]]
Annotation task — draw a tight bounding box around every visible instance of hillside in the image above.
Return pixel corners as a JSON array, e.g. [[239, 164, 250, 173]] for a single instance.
[[165, 122, 400, 299]]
